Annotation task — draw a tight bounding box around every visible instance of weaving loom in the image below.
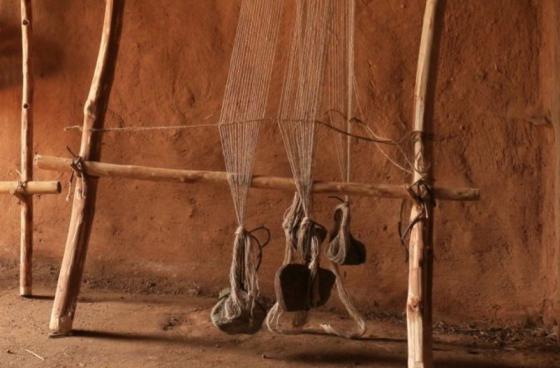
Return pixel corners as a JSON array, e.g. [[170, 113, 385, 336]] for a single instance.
[[31, 0, 479, 366], [212, 0, 371, 337]]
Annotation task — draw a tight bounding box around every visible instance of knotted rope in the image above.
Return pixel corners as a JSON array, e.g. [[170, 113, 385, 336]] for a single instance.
[[9, 179, 27, 203], [218, 225, 270, 320], [398, 178, 436, 260], [65, 146, 87, 201]]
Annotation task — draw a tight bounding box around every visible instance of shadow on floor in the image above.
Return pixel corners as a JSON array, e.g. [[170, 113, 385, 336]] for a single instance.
[[69, 329, 557, 368], [285, 350, 556, 368], [24, 294, 54, 301], [71, 329, 226, 348]]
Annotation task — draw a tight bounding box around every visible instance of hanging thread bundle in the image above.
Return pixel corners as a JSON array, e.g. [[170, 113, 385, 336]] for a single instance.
[[211, 0, 282, 334], [266, 0, 337, 334], [321, 0, 367, 338]]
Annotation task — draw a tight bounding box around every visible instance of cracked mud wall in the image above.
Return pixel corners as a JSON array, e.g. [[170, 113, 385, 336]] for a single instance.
[[0, 0, 557, 326]]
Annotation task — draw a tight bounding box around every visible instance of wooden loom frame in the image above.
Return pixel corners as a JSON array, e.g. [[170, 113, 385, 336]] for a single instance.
[[34, 0, 467, 367], [4, 0, 62, 297]]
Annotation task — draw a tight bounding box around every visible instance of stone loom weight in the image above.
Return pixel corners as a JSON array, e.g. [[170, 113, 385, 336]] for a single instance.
[[34, 0, 474, 367], [7, 0, 62, 297]]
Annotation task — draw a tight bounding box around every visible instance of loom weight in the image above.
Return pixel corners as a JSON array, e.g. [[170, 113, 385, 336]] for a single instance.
[[211, 288, 267, 335], [275, 264, 336, 312], [327, 202, 366, 266]]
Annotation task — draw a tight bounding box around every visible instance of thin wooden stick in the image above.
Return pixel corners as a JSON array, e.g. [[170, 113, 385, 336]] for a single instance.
[[34, 155, 480, 202], [20, 0, 33, 297], [346, 0, 355, 183], [407, 1, 438, 367], [49, 0, 124, 336]]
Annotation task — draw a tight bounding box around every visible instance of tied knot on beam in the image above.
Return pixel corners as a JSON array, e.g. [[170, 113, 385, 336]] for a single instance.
[[10, 180, 27, 203], [66, 147, 87, 201], [407, 178, 435, 208], [11, 169, 28, 202], [398, 179, 435, 261]]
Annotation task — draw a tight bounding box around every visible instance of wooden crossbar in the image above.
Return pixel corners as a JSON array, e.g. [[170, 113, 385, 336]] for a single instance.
[[0, 181, 60, 195], [34, 155, 479, 202]]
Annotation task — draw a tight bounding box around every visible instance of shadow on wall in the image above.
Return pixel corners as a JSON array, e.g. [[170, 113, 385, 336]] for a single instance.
[[0, 23, 62, 89]]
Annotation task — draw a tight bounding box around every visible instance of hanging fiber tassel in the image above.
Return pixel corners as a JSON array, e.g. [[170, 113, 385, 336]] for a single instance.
[[213, 0, 282, 335], [211, 226, 269, 334], [327, 200, 366, 265], [320, 259, 367, 338], [320, 200, 367, 338]]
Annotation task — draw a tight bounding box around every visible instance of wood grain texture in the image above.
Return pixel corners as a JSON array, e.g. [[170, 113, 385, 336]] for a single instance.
[[35, 155, 479, 202], [19, 0, 33, 297], [49, 0, 125, 336], [407, 1, 438, 367]]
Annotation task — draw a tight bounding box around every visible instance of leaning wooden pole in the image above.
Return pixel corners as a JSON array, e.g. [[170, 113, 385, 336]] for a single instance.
[[20, 0, 33, 297], [49, 0, 124, 336], [407, 1, 438, 367]]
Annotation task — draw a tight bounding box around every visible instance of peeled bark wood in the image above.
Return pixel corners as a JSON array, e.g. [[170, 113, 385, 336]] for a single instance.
[[34, 155, 480, 202], [407, 1, 438, 367], [0, 181, 60, 195], [20, 0, 33, 297], [49, 0, 124, 336]]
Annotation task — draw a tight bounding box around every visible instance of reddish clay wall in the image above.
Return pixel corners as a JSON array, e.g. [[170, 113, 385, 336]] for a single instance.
[[0, 0, 556, 326], [541, 0, 560, 325]]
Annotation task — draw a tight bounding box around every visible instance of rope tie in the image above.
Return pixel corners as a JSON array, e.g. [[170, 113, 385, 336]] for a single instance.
[[66, 147, 87, 201], [407, 178, 435, 209], [223, 225, 271, 321], [398, 179, 436, 259], [282, 193, 304, 256], [11, 180, 27, 202], [296, 217, 328, 310], [245, 225, 271, 273]]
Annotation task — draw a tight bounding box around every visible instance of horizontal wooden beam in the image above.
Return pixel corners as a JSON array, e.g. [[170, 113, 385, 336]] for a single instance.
[[34, 155, 479, 201], [0, 180, 61, 195]]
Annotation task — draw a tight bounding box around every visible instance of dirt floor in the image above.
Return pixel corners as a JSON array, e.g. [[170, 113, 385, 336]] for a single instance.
[[0, 264, 559, 368]]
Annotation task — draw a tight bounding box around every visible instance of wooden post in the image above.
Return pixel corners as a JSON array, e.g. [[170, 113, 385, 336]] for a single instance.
[[34, 155, 479, 202], [407, 1, 438, 367], [20, 0, 33, 296], [49, 0, 124, 336]]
